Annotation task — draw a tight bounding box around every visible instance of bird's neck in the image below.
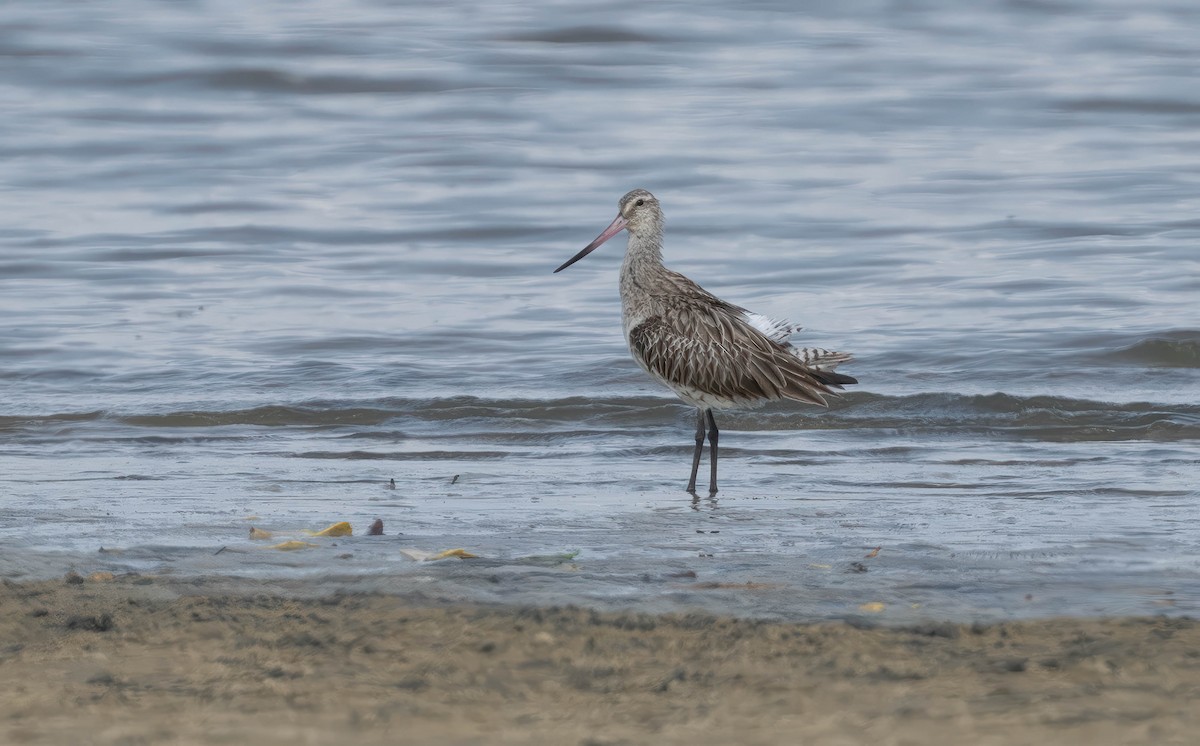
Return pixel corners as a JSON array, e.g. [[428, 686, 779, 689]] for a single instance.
[[621, 231, 664, 278]]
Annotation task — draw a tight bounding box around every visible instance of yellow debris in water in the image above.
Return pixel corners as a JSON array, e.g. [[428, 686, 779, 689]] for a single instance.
[[303, 521, 353, 537], [268, 540, 318, 551], [858, 602, 886, 613], [399, 548, 481, 562], [248, 527, 273, 540], [431, 548, 478, 560]]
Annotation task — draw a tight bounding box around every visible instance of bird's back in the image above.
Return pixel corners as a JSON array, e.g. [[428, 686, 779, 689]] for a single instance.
[[620, 264, 854, 410]]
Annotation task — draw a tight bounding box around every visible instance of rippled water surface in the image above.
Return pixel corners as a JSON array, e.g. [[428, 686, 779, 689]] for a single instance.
[[2, 0, 1198, 621]]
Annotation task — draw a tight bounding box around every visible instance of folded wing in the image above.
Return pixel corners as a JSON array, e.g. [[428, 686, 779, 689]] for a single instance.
[[628, 303, 851, 407]]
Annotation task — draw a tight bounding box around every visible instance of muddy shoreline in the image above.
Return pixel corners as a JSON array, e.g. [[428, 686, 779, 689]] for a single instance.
[[2, 575, 1197, 745]]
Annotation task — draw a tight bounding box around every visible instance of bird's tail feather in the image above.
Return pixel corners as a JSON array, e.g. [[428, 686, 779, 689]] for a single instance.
[[793, 347, 852, 370], [792, 348, 856, 389], [812, 369, 858, 388]]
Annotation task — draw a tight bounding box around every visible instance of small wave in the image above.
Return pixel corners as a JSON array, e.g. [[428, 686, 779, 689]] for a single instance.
[[118, 405, 399, 428], [125, 67, 457, 95], [1107, 333, 1200, 368], [818, 392, 1200, 442], [718, 392, 1200, 442], [163, 201, 285, 215], [1057, 97, 1200, 115], [498, 26, 673, 44], [0, 410, 104, 431], [294, 450, 509, 461], [6, 393, 1198, 444]]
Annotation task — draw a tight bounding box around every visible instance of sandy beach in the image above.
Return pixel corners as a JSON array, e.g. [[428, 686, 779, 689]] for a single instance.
[[2, 574, 1197, 746]]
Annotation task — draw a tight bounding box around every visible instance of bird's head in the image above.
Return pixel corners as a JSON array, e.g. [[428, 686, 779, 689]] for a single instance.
[[616, 188, 662, 236], [554, 188, 662, 273]]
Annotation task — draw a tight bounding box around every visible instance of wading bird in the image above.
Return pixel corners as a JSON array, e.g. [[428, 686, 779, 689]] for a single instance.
[[554, 189, 856, 495]]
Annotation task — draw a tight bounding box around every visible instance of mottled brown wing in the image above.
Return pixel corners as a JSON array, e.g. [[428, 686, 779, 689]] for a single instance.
[[627, 302, 837, 407]]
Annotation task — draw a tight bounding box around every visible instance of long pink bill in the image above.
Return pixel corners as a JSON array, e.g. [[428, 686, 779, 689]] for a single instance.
[[553, 214, 628, 273]]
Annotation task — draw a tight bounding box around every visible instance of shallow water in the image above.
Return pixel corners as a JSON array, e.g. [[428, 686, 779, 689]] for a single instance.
[[1, 0, 1198, 621]]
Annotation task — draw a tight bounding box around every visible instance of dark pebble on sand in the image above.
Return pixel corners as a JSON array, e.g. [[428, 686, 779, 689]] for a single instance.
[[66, 613, 115, 632]]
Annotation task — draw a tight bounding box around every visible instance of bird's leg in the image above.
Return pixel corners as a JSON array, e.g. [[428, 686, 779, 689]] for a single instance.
[[706, 409, 719, 496], [686, 408, 707, 494]]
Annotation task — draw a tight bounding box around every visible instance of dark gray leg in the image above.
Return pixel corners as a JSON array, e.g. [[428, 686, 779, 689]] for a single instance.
[[686, 408, 706, 494], [706, 409, 719, 495]]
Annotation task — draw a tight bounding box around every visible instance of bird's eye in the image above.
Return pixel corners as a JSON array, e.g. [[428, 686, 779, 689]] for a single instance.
[[635, 199, 644, 207]]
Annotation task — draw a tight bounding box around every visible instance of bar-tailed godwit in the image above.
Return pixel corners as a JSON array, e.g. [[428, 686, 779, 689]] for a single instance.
[[554, 189, 857, 495]]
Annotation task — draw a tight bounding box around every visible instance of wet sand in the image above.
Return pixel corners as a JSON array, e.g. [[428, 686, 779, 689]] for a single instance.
[[2, 575, 1197, 746]]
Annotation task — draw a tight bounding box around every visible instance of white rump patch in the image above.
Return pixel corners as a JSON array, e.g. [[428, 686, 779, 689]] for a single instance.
[[744, 312, 799, 344]]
